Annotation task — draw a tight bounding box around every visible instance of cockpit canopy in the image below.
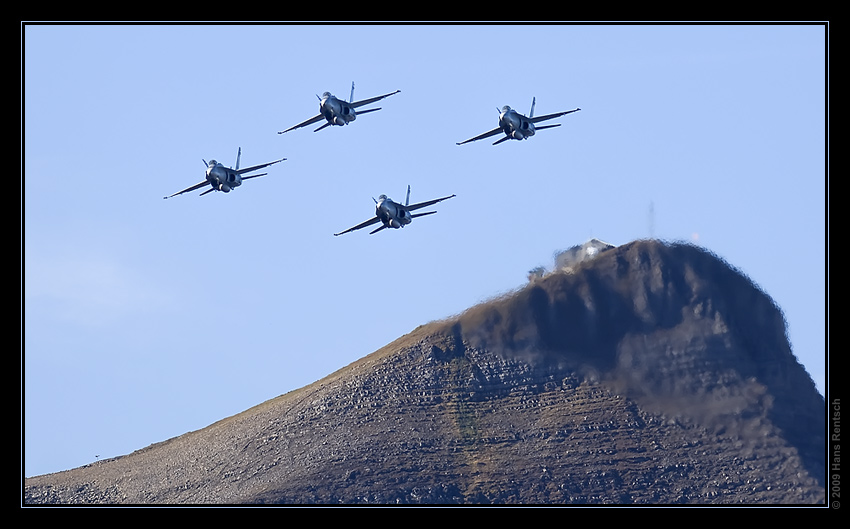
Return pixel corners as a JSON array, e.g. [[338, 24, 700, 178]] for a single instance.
[[322, 92, 332, 99], [501, 105, 512, 113], [378, 194, 388, 201], [207, 159, 218, 166]]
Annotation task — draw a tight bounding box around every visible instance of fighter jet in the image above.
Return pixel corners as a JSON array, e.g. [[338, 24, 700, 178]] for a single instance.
[[457, 98, 580, 145], [278, 82, 400, 134], [334, 186, 455, 236], [163, 148, 285, 199]]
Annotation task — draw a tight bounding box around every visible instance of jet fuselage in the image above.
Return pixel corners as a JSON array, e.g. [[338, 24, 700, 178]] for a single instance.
[[205, 161, 242, 193], [375, 196, 412, 229], [319, 93, 356, 126], [499, 106, 535, 140]]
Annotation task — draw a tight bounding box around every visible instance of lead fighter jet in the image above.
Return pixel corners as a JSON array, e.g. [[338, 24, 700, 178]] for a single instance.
[[163, 148, 285, 199], [334, 185, 455, 236], [278, 82, 400, 134], [457, 98, 580, 145]]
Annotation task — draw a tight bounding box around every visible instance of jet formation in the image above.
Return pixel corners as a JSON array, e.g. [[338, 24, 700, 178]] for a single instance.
[[166, 83, 580, 237]]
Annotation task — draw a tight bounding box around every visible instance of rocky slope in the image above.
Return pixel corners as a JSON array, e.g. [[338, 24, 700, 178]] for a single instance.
[[23, 240, 825, 504]]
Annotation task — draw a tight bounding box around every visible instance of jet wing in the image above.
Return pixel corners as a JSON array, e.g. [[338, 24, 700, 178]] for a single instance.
[[350, 90, 401, 109], [529, 108, 581, 124], [236, 158, 286, 175], [456, 127, 503, 145], [405, 194, 456, 212], [163, 180, 209, 199], [278, 114, 325, 134], [333, 216, 382, 236]]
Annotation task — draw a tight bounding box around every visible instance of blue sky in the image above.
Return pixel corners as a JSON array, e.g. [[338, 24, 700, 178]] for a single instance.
[[22, 23, 828, 478]]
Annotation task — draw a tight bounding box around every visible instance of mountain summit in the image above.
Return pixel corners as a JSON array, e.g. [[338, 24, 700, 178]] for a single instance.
[[24, 239, 825, 504]]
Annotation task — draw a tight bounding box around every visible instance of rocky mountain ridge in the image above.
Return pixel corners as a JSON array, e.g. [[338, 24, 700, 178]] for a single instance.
[[24, 239, 825, 504]]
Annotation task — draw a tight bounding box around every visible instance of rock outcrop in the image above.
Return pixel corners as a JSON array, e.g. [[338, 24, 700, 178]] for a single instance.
[[24, 240, 825, 504]]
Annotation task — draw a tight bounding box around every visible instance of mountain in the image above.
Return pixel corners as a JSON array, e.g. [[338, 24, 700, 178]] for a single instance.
[[23, 239, 825, 504]]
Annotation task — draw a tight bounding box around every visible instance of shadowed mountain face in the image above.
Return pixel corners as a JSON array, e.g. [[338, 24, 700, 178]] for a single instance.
[[24, 240, 825, 505]]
